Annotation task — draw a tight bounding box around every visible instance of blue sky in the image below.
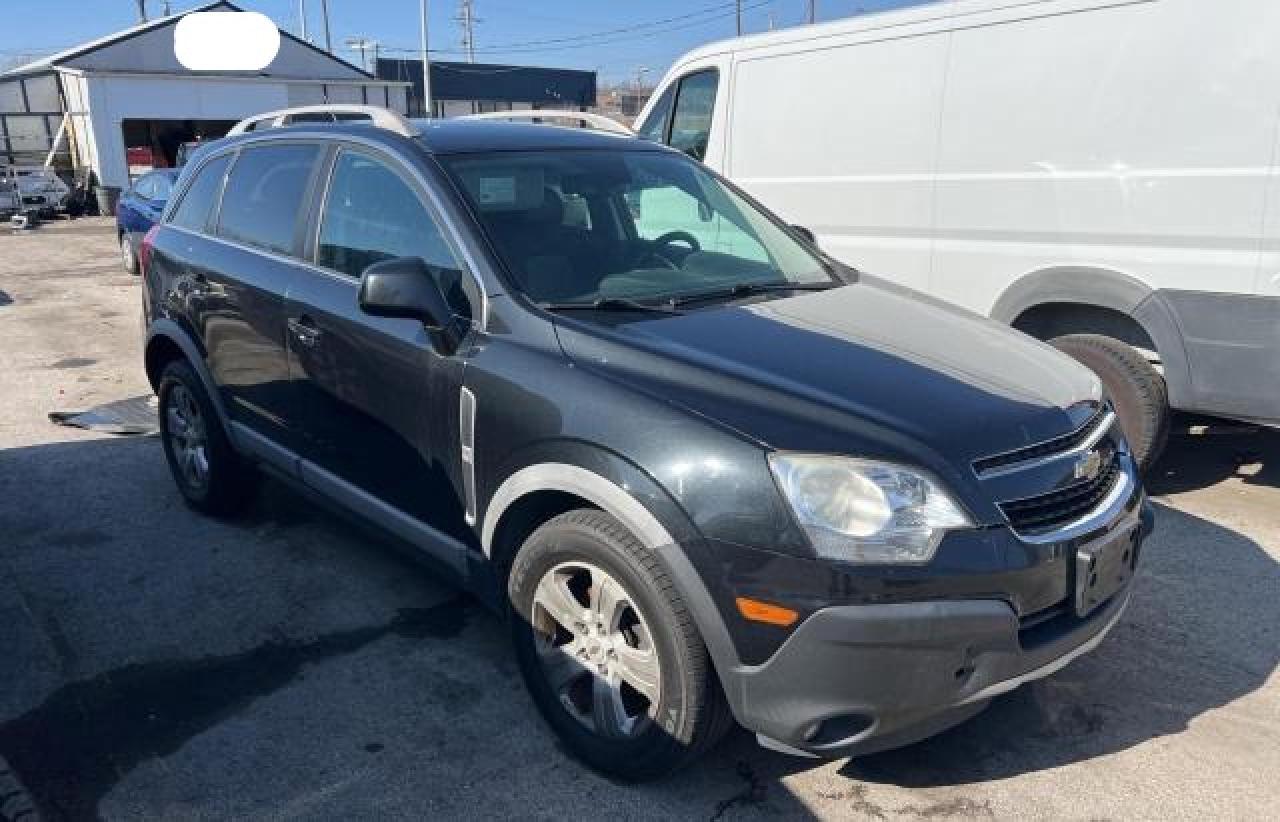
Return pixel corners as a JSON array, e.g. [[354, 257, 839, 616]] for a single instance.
[[0, 0, 928, 82]]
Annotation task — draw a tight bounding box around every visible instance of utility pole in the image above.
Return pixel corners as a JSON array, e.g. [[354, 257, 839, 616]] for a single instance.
[[736, 0, 742, 36], [133, 0, 147, 23], [807, 0, 817, 24], [346, 37, 377, 72], [420, 0, 433, 117], [457, 0, 478, 63], [298, 0, 308, 42], [320, 0, 333, 52]]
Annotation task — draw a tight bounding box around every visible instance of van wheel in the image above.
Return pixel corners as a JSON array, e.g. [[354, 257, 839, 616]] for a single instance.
[[1050, 334, 1169, 472], [507, 509, 733, 781], [157, 360, 258, 515]]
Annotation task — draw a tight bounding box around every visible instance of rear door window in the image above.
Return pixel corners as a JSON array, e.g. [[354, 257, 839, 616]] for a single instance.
[[169, 153, 232, 233], [668, 70, 719, 161], [217, 144, 320, 256], [317, 149, 473, 319]]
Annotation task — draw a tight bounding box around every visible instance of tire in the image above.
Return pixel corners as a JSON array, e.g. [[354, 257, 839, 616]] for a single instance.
[[1050, 333, 1170, 472], [507, 509, 733, 781], [120, 232, 138, 275], [157, 359, 258, 515]]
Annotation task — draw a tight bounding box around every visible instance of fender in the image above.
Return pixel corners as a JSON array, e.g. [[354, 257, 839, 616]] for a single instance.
[[144, 318, 232, 430], [990, 266, 1193, 409], [480, 456, 751, 719]]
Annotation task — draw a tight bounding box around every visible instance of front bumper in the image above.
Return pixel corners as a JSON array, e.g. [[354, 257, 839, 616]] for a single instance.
[[720, 502, 1150, 758]]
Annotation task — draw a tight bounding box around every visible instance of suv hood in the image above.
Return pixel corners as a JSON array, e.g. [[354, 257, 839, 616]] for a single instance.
[[553, 277, 1101, 471]]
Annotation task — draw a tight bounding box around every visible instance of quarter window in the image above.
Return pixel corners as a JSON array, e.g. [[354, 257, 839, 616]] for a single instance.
[[636, 84, 675, 143], [668, 70, 719, 161], [169, 153, 231, 233], [132, 175, 156, 199], [217, 144, 320, 255], [151, 174, 174, 200], [317, 150, 473, 319]]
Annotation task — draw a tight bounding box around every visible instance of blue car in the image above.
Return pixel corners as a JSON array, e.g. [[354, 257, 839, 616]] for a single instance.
[[117, 169, 179, 274]]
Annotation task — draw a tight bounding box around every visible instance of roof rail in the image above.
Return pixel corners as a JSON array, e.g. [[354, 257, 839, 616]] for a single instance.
[[227, 105, 418, 138], [460, 110, 634, 136]]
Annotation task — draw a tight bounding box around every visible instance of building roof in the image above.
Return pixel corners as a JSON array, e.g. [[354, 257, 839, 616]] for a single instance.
[[0, 1, 370, 80]]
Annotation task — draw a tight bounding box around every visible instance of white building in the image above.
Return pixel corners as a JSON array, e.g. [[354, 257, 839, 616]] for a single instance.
[[0, 1, 408, 195]]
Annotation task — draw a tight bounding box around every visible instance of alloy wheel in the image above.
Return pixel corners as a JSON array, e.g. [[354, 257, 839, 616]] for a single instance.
[[531, 561, 662, 739], [166, 384, 210, 491], [120, 234, 135, 272]]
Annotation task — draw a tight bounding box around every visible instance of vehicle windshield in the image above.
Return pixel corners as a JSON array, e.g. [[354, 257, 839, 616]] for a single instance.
[[441, 149, 831, 306]]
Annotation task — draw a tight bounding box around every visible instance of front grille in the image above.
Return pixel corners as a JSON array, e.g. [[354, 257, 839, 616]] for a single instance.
[[973, 404, 1110, 475], [998, 453, 1121, 533]]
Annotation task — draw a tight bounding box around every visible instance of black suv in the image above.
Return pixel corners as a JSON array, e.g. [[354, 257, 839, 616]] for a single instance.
[[141, 107, 1152, 780]]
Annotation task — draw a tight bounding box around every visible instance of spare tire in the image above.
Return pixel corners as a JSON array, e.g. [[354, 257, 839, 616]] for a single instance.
[[1050, 333, 1169, 473]]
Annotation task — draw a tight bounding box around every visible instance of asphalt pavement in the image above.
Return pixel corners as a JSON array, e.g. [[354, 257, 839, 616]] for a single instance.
[[1, 219, 1276, 820]]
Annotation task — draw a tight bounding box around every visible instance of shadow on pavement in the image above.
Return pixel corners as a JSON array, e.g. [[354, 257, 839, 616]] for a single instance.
[[1148, 415, 1279, 494], [3, 422, 1274, 815], [842, 498, 1277, 787], [0, 436, 821, 819]]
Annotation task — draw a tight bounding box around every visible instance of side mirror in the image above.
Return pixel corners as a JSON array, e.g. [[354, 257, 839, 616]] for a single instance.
[[697, 200, 714, 222], [790, 224, 816, 245], [359, 257, 462, 350]]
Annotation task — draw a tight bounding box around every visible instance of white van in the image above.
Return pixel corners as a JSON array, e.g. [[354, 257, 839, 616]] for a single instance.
[[637, 0, 1280, 467]]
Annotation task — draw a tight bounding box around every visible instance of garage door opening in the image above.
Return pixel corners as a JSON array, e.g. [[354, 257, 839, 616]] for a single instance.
[[120, 118, 237, 179]]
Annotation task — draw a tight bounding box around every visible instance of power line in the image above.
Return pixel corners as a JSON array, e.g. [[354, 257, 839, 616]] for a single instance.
[[379, 0, 772, 58], [443, 1, 753, 52]]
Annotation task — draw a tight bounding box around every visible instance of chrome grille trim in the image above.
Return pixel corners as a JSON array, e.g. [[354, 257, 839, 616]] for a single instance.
[[1009, 458, 1138, 545], [974, 408, 1116, 479]]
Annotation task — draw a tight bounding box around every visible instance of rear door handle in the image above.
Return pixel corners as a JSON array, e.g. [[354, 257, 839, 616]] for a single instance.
[[287, 316, 322, 347]]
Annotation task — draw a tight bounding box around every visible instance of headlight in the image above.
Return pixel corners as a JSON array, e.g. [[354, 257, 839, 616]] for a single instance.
[[768, 454, 971, 564]]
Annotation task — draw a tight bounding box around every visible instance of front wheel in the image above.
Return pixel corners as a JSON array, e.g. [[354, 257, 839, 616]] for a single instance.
[[1050, 333, 1170, 472], [508, 509, 732, 781]]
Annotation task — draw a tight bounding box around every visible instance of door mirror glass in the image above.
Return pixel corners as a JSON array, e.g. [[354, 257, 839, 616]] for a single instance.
[[358, 257, 453, 331]]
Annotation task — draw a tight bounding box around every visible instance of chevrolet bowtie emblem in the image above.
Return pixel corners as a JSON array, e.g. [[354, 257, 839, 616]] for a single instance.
[[1074, 449, 1104, 482]]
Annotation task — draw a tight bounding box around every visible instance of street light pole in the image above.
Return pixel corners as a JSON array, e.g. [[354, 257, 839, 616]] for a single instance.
[[420, 0, 433, 117], [736, 0, 742, 36]]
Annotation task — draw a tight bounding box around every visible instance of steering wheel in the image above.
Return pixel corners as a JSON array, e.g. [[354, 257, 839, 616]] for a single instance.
[[639, 230, 702, 270]]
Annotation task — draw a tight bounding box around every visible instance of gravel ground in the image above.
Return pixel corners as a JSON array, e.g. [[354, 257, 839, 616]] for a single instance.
[[1, 218, 1277, 821]]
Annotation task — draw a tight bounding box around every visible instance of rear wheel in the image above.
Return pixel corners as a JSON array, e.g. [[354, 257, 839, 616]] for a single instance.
[[508, 509, 732, 781], [1050, 333, 1169, 472], [120, 232, 138, 275], [157, 360, 257, 515]]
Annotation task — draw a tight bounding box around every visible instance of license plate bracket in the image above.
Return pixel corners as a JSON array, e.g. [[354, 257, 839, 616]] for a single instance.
[[1075, 524, 1139, 617]]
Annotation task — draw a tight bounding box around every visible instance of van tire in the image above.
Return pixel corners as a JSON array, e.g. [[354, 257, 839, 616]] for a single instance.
[[507, 509, 733, 781], [157, 360, 258, 515], [1049, 333, 1169, 472]]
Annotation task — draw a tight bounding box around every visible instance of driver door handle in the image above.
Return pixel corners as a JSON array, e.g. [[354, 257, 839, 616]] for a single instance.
[[287, 315, 322, 348]]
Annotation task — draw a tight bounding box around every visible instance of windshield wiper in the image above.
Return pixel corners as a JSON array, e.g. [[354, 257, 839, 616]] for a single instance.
[[668, 281, 838, 308], [538, 297, 682, 315]]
